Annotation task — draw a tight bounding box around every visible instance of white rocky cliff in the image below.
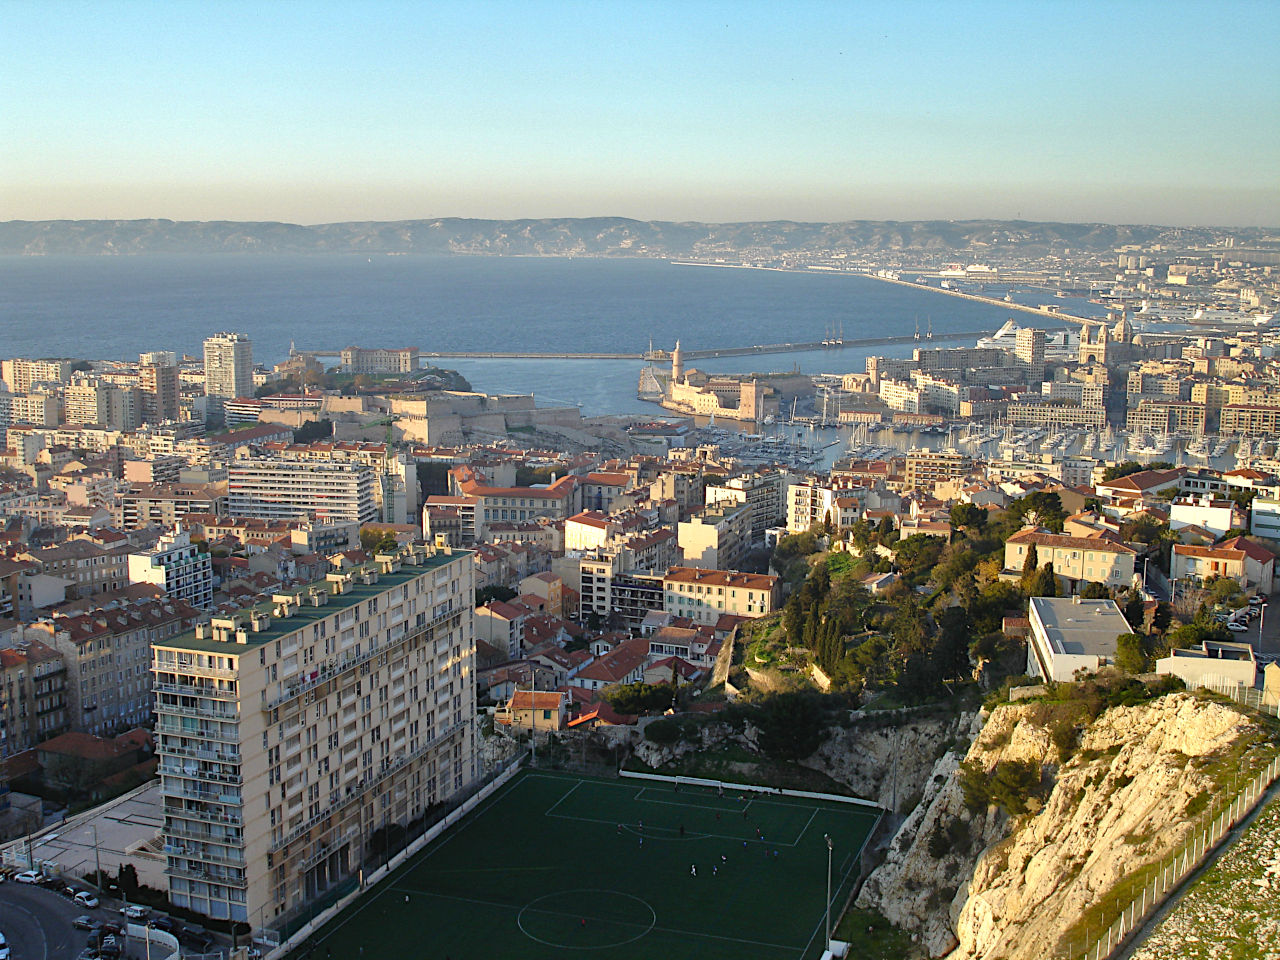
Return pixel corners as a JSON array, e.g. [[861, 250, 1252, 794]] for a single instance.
[[858, 692, 1266, 959]]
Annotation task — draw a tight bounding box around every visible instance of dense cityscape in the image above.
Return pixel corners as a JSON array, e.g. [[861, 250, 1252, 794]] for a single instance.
[[0, 230, 1277, 959]]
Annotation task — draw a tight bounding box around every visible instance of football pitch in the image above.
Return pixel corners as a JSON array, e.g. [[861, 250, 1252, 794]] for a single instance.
[[294, 770, 880, 960]]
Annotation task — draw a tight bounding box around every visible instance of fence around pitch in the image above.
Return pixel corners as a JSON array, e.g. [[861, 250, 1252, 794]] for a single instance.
[[1069, 679, 1280, 960]]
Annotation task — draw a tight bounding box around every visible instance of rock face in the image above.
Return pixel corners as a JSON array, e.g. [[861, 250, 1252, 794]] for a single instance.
[[858, 693, 1263, 959], [803, 709, 977, 813]]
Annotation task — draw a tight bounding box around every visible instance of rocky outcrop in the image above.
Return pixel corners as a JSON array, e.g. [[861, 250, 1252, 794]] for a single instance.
[[804, 708, 977, 813], [858, 692, 1265, 959], [856, 711, 1002, 955]]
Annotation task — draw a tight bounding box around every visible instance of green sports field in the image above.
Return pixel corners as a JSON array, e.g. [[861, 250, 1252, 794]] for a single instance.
[[293, 770, 880, 960]]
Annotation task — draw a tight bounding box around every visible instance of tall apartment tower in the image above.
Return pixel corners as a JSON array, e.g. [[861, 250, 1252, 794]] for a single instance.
[[202, 332, 254, 423], [139, 361, 180, 423], [152, 544, 476, 930], [1014, 327, 1046, 386]]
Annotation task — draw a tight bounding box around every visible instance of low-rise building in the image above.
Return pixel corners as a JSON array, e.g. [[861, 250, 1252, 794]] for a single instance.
[[1027, 596, 1131, 681], [1171, 537, 1275, 595], [1003, 529, 1137, 593], [661, 567, 779, 626]]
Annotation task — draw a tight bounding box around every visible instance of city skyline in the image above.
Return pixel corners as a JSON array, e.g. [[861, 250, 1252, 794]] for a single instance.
[[2, 0, 1278, 228]]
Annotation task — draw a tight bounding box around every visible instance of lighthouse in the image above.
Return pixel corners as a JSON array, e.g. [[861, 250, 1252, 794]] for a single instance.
[[671, 340, 684, 384]]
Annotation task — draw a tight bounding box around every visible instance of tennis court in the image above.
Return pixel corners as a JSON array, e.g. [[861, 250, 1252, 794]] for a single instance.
[[295, 770, 880, 960]]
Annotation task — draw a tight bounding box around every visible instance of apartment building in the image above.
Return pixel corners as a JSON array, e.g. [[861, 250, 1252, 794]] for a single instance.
[[704, 470, 790, 542], [24, 597, 198, 736], [18, 539, 129, 599], [1005, 400, 1106, 429], [0, 358, 74, 395], [121, 482, 228, 530], [203, 332, 254, 423], [0, 639, 70, 754], [152, 545, 475, 929], [662, 567, 780, 626], [127, 529, 215, 608], [450, 468, 582, 542], [228, 459, 378, 525], [1003, 529, 1137, 593], [904, 450, 973, 492], [1220, 404, 1280, 437], [677, 501, 751, 571], [786, 479, 838, 534]]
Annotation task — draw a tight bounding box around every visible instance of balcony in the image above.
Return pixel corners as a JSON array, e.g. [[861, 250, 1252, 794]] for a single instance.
[[164, 843, 246, 868], [158, 763, 243, 786], [159, 743, 240, 764], [164, 862, 248, 889], [165, 822, 242, 846], [154, 681, 239, 701], [155, 721, 240, 744], [262, 608, 461, 711], [271, 720, 465, 852], [160, 783, 243, 806], [155, 702, 239, 722], [163, 805, 243, 827]]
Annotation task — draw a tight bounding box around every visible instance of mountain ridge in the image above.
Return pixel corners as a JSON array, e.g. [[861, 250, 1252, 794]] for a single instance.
[[1, 217, 1271, 258]]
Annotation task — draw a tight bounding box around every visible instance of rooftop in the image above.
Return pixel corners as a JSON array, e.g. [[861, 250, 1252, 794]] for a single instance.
[[1030, 597, 1131, 659], [155, 548, 470, 654]]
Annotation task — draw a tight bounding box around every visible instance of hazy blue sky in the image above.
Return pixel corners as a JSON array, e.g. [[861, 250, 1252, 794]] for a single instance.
[[3, 0, 1277, 226]]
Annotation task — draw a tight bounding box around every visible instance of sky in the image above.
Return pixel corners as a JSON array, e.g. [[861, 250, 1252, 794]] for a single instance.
[[2, 0, 1278, 227]]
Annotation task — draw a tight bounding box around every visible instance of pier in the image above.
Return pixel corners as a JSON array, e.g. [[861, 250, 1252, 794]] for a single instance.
[[862, 272, 1098, 326], [296, 329, 995, 366]]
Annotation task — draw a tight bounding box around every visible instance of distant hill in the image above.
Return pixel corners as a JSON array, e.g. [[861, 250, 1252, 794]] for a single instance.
[[0, 217, 1266, 258]]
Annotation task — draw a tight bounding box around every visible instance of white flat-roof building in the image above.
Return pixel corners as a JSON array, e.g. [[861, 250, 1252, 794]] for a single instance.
[[1027, 596, 1131, 682], [1156, 641, 1257, 691]]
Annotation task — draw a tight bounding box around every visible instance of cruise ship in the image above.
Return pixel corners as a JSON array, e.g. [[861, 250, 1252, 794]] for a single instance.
[[1135, 300, 1274, 327], [976, 319, 1078, 361]]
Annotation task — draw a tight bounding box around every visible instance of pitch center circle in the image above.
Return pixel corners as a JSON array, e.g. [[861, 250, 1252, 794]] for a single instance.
[[516, 889, 657, 950]]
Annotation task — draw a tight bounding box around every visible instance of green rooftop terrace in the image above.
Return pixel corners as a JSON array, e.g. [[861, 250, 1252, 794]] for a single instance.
[[158, 549, 471, 654]]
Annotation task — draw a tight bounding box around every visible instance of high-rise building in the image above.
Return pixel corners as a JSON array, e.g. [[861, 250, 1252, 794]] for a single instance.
[[127, 529, 215, 608], [228, 459, 379, 525], [139, 362, 181, 423], [202, 333, 254, 422], [152, 545, 475, 929], [1014, 327, 1046, 386]]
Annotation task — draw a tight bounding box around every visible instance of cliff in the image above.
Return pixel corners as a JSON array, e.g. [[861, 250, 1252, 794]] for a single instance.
[[858, 691, 1270, 959]]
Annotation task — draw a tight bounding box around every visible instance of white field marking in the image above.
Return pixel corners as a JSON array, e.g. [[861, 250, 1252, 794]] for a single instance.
[[794, 806, 819, 845], [798, 813, 882, 960], [402, 886, 799, 954], [311, 771, 529, 945], [543, 780, 583, 816]]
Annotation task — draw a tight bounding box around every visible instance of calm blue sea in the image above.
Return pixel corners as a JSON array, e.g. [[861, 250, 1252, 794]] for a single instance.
[[0, 256, 1103, 416]]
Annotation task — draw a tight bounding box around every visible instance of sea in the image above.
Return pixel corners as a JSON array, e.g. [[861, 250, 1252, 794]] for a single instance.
[[0, 255, 1107, 417]]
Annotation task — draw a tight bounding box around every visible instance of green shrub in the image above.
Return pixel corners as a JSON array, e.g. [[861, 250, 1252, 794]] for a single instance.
[[644, 718, 681, 744]]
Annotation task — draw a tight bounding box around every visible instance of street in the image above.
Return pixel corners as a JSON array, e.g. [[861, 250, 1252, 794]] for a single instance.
[[0, 881, 87, 960]]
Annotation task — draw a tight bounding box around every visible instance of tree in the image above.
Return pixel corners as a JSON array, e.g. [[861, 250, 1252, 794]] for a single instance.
[[754, 693, 823, 760], [950, 502, 986, 533], [1080, 581, 1111, 600], [1027, 562, 1059, 597], [1021, 543, 1040, 588], [1115, 633, 1147, 674], [360, 527, 399, 554], [1123, 592, 1146, 632], [293, 418, 334, 443], [605, 682, 677, 715], [475, 585, 516, 606], [117, 863, 140, 899]]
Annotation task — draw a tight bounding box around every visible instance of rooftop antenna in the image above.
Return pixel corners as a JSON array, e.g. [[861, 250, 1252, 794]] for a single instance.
[[914, 318, 920, 342]]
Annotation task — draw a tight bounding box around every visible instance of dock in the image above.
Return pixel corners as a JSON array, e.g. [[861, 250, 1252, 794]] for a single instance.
[[296, 329, 995, 366]]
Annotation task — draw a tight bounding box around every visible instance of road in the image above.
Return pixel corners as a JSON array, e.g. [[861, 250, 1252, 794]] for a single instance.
[[0, 882, 87, 960]]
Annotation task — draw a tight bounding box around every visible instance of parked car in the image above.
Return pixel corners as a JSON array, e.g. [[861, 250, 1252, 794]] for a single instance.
[[73, 916, 97, 930], [1249, 595, 1267, 606], [1228, 621, 1249, 632], [13, 871, 42, 884], [148, 916, 182, 935], [0, 931, 9, 960], [118, 905, 148, 920], [74, 891, 100, 908], [75, 950, 98, 960]]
